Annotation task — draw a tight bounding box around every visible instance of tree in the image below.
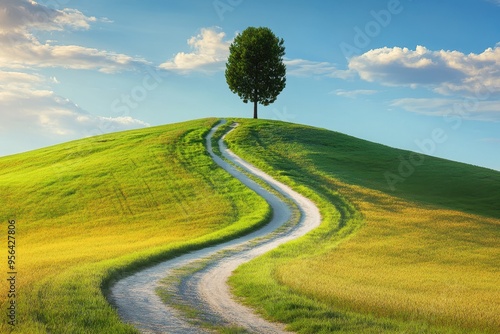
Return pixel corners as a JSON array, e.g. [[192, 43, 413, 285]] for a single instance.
[[225, 27, 286, 119]]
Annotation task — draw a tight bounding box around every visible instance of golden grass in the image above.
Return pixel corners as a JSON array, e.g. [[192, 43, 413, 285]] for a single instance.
[[225, 119, 500, 333], [277, 181, 500, 332]]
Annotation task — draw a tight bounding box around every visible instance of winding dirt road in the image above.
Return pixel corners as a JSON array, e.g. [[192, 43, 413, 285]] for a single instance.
[[109, 121, 321, 333]]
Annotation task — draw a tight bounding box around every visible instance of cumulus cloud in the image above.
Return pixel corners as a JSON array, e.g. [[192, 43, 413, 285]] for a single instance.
[[349, 45, 500, 96], [391, 97, 500, 122], [159, 27, 231, 73], [0, 0, 149, 73], [0, 0, 96, 32], [160, 27, 351, 79]]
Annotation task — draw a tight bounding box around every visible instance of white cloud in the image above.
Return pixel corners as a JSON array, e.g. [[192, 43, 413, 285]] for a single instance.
[[486, 0, 500, 6], [0, 0, 96, 32], [0, 70, 149, 140], [0, 0, 149, 73], [332, 89, 378, 98], [390, 98, 500, 122], [285, 59, 352, 79], [0, 1, 151, 155], [160, 28, 351, 78], [0, 70, 44, 86], [349, 45, 500, 96], [479, 137, 500, 143], [52, 8, 97, 30], [159, 27, 231, 73], [285, 59, 331, 76], [0, 31, 150, 73]]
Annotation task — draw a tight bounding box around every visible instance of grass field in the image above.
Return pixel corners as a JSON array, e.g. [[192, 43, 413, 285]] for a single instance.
[[225, 119, 500, 333], [0, 118, 270, 333], [2, 117, 498, 333]]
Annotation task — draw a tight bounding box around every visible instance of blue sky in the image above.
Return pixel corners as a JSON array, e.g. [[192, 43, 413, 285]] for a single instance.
[[1, 0, 499, 171]]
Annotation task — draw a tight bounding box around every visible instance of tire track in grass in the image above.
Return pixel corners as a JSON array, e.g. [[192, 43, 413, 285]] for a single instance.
[[109, 120, 321, 333]]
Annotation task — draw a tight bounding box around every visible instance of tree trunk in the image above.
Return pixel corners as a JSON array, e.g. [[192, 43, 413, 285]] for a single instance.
[[253, 100, 258, 119]]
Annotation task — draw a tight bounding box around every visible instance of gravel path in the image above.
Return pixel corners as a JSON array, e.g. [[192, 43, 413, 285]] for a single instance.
[[109, 120, 321, 333]]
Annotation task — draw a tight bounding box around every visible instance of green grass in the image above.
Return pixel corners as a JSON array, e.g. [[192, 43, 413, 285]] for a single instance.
[[225, 119, 500, 333], [0, 118, 271, 333], [2, 117, 498, 333]]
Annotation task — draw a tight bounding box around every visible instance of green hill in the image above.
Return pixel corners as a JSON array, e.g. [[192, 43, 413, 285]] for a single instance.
[[1, 118, 498, 333], [0, 118, 270, 333], [225, 119, 500, 333], [226, 120, 499, 218]]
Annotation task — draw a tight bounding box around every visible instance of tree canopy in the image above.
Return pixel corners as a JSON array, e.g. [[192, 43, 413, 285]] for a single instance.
[[225, 27, 286, 119]]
